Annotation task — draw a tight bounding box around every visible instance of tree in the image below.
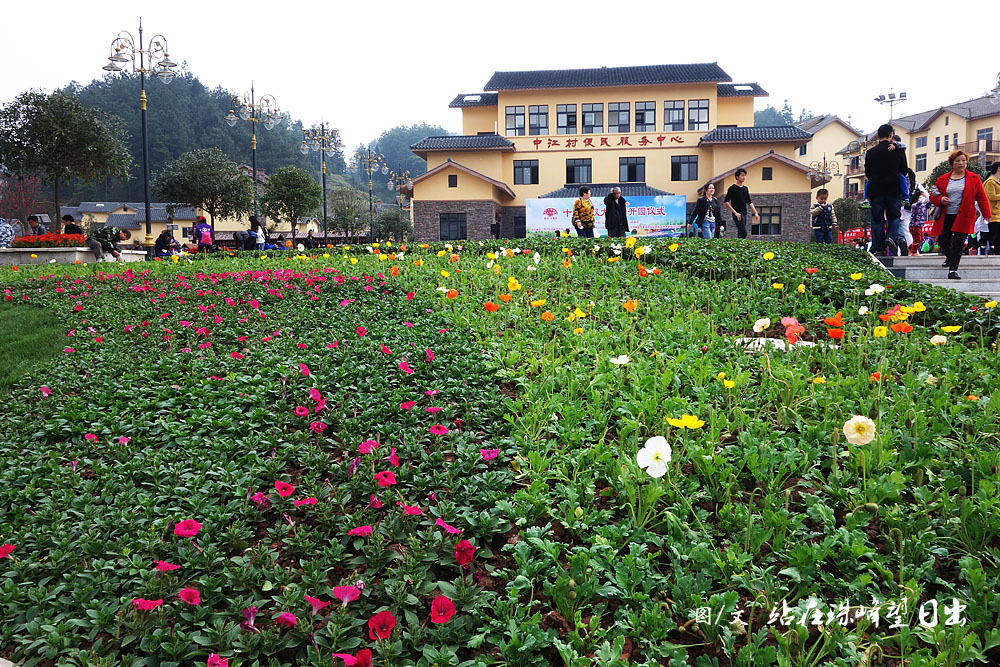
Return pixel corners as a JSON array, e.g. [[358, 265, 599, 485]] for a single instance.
[[346, 124, 451, 193], [154, 147, 253, 224], [0, 90, 131, 230], [832, 197, 862, 231], [0, 173, 43, 225], [373, 207, 413, 243], [329, 186, 368, 240], [754, 100, 810, 127], [262, 166, 321, 240]]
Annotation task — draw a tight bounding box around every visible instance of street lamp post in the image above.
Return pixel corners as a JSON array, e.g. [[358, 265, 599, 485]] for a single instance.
[[874, 91, 907, 122], [386, 167, 413, 211], [225, 85, 285, 218], [349, 145, 388, 243], [806, 153, 841, 190], [301, 124, 343, 246], [102, 19, 178, 260]]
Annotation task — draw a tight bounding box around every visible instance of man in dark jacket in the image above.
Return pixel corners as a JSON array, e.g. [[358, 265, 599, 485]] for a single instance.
[[864, 123, 909, 255], [603, 187, 628, 237]]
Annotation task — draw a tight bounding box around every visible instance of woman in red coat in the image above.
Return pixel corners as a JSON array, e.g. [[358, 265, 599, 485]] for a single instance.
[[929, 150, 992, 279]]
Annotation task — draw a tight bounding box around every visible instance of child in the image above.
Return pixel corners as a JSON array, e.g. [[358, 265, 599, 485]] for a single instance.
[[810, 188, 837, 243]]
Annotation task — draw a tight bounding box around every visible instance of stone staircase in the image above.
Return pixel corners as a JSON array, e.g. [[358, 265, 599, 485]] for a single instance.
[[879, 255, 1000, 300]]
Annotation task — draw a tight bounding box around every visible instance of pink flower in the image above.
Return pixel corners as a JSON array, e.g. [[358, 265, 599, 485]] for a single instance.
[[380, 344, 392, 355], [119, 436, 131, 446], [367, 610, 397, 640], [326, 340, 339, 348], [309, 421, 327, 434], [425, 389, 440, 396], [332, 649, 372, 667], [780, 316, 799, 327], [274, 612, 298, 627], [304, 595, 330, 615], [299, 363, 310, 376], [455, 539, 476, 566], [480, 448, 500, 461], [231, 352, 244, 360], [359, 439, 379, 454], [308, 388, 322, 402], [153, 560, 179, 572], [333, 585, 362, 606], [347, 525, 373, 537], [293, 497, 317, 506], [435, 518, 462, 534], [274, 481, 295, 497], [356, 326, 367, 337], [425, 348, 434, 362], [430, 595, 456, 624], [40, 386, 51, 397], [207, 654, 229, 667], [339, 299, 355, 307], [398, 361, 414, 374], [64, 347, 75, 353], [368, 495, 383, 509], [199, 342, 211, 349], [132, 598, 163, 611], [384, 448, 400, 467], [406, 291, 415, 300], [399, 401, 417, 410], [250, 492, 271, 509], [0, 544, 17, 559], [178, 588, 201, 606], [425, 406, 442, 413], [84, 433, 97, 442], [294, 406, 309, 417], [397, 502, 421, 515], [173, 519, 202, 538], [374, 471, 397, 487], [429, 425, 449, 435]]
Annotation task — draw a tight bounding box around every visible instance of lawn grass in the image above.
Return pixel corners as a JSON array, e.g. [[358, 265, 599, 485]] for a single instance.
[[0, 302, 65, 393]]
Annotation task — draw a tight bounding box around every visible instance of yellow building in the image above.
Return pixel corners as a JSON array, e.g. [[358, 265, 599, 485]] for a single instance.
[[794, 115, 863, 198], [60, 201, 198, 246], [838, 94, 1000, 198], [406, 63, 825, 242]]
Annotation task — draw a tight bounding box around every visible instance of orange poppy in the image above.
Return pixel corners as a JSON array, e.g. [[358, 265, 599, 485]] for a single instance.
[[446, 289, 458, 299], [541, 311, 554, 321], [499, 293, 512, 303], [390, 266, 399, 276], [639, 266, 649, 277], [824, 312, 844, 327], [827, 328, 844, 340], [623, 299, 638, 312], [562, 260, 571, 269], [890, 322, 913, 333], [484, 302, 499, 312], [450, 254, 460, 262]]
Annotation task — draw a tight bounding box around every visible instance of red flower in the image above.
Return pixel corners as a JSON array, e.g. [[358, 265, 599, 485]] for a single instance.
[[384, 447, 400, 467], [332, 649, 372, 667], [309, 421, 327, 434], [178, 588, 201, 606], [430, 595, 456, 624], [230, 352, 244, 360], [827, 328, 845, 340], [275, 481, 295, 497], [399, 401, 417, 410], [890, 322, 913, 333], [359, 439, 379, 454], [870, 371, 883, 381], [435, 518, 462, 534], [398, 361, 414, 374], [483, 301, 499, 312], [455, 539, 476, 566], [84, 433, 97, 442], [0, 544, 16, 559], [380, 344, 392, 355], [425, 348, 434, 362], [173, 519, 202, 538], [368, 610, 397, 640], [824, 312, 844, 327], [356, 326, 367, 337], [132, 598, 163, 611], [274, 612, 298, 627], [804, 267, 818, 274], [333, 585, 362, 606], [153, 560, 179, 572], [299, 363, 310, 376], [304, 595, 330, 615], [347, 525, 373, 537], [374, 471, 397, 487], [293, 497, 317, 506], [368, 495, 383, 509], [207, 654, 229, 667], [397, 502, 422, 515]]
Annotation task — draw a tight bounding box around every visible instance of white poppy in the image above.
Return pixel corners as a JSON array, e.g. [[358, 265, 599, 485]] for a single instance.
[[609, 355, 630, 365], [533, 252, 540, 265], [637, 436, 672, 478], [930, 335, 947, 346], [842, 415, 876, 446], [753, 318, 771, 333], [858, 306, 870, 315]]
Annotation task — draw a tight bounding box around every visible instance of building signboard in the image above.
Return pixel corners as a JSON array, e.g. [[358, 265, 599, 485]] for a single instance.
[[526, 195, 688, 237]]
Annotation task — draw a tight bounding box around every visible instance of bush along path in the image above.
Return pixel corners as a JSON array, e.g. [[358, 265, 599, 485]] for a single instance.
[[0, 237, 999, 667]]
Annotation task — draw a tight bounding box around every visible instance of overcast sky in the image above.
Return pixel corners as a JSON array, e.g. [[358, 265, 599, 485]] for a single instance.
[[5, 0, 997, 155]]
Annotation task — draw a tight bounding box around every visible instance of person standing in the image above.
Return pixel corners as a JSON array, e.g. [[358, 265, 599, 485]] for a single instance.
[[983, 162, 1000, 255], [689, 183, 722, 239], [864, 124, 909, 255], [572, 186, 595, 238], [723, 169, 759, 239], [0, 218, 14, 248], [27, 215, 48, 235], [193, 216, 214, 253], [810, 188, 837, 243], [929, 150, 991, 280], [603, 187, 629, 238]]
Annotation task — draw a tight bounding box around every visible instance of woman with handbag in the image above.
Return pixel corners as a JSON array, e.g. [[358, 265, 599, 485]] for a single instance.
[[929, 150, 992, 279], [688, 183, 722, 239]]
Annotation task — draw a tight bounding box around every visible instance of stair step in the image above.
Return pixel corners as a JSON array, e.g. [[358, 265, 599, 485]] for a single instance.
[[896, 268, 1000, 280]]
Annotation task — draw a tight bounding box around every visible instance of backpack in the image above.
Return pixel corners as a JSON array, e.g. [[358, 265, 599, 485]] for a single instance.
[[199, 227, 212, 245]]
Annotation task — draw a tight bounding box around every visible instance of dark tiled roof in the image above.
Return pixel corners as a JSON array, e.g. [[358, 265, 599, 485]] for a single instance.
[[717, 83, 767, 97], [449, 92, 499, 108], [699, 125, 812, 144], [77, 201, 124, 212], [539, 183, 673, 198], [410, 135, 515, 152], [59, 206, 81, 221], [484, 63, 731, 91], [104, 213, 140, 230]]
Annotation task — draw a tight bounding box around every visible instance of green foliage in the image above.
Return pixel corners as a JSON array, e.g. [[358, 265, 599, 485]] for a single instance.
[[346, 124, 451, 193], [329, 186, 369, 240], [0, 90, 131, 225], [753, 100, 810, 127], [153, 147, 253, 224], [373, 207, 413, 243], [261, 165, 321, 238], [832, 196, 863, 230], [0, 303, 64, 392]]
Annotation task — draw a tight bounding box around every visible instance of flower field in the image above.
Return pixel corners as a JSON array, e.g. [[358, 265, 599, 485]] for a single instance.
[[0, 238, 998, 667]]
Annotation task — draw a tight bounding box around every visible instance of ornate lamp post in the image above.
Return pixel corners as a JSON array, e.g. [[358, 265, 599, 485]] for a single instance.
[[806, 153, 842, 191], [349, 145, 388, 243], [301, 123, 343, 246], [225, 85, 285, 217], [102, 20, 178, 259], [386, 167, 413, 211]]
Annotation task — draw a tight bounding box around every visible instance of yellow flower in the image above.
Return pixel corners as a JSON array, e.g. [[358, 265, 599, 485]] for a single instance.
[[608, 256, 620, 263], [850, 273, 863, 280], [634, 247, 645, 258], [625, 237, 637, 248], [941, 325, 961, 333], [667, 414, 706, 429], [772, 283, 784, 290], [385, 241, 392, 247], [900, 306, 915, 314], [414, 258, 424, 267], [30, 253, 37, 258], [763, 252, 774, 261], [260, 255, 268, 259], [508, 276, 522, 291], [797, 284, 805, 293], [441, 270, 450, 278], [323, 253, 330, 258], [873, 326, 888, 337], [350, 257, 358, 264], [717, 372, 726, 380], [813, 377, 826, 384], [171, 255, 180, 263], [573, 307, 586, 318], [572, 327, 583, 334], [372, 242, 380, 248], [530, 299, 546, 307], [669, 243, 679, 252], [437, 250, 447, 257], [493, 265, 502, 275], [567, 312, 576, 322], [723, 379, 735, 389], [985, 301, 997, 309], [487, 252, 496, 260], [912, 301, 927, 312]]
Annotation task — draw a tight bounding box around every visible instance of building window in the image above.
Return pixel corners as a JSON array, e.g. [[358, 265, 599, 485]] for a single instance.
[[513, 160, 539, 185], [439, 213, 466, 241], [799, 144, 807, 156], [664, 100, 684, 131], [850, 156, 860, 169], [944, 136, 949, 150], [936, 136, 941, 152], [849, 182, 859, 195], [608, 102, 630, 133], [916, 136, 927, 148], [752, 206, 781, 236], [529, 105, 549, 136], [582, 103, 603, 134], [977, 128, 993, 142], [448, 174, 458, 188], [915, 153, 927, 172], [513, 215, 526, 238], [505, 106, 524, 136], [566, 158, 592, 184], [635, 101, 655, 132], [945, 116, 949, 126], [620, 157, 645, 182], [670, 155, 698, 181], [557, 104, 577, 135], [953, 132, 958, 148], [761, 167, 773, 180], [688, 99, 709, 131]]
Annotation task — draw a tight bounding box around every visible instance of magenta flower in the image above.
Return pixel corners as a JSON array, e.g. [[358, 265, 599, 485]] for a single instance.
[[308, 388, 322, 402], [425, 348, 434, 362], [84, 433, 97, 442], [173, 519, 202, 538], [250, 492, 271, 509], [399, 401, 417, 410], [240, 606, 260, 634], [425, 406, 442, 414], [384, 447, 400, 467], [398, 361, 414, 374], [178, 588, 201, 606], [153, 560, 179, 572], [374, 471, 397, 487], [274, 481, 295, 497], [40, 386, 51, 397], [435, 518, 462, 534], [304, 595, 330, 615], [293, 497, 317, 506], [274, 612, 298, 627], [309, 421, 327, 434], [294, 406, 309, 417], [429, 425, 449, 435], [430, 595, 456, 624], [368, 495, 383, 509], [347, 457, 361, 478], [397, 502, 422, 515], [380, 344, 392, 355], [406, 291, 415, 300], [231, 352, 244, 360], [347, 525, 373, 537], [480, 448, 500, 461], [332, 585, 361, 607], [64, 347, 75, 353], [425, 389, 440, 396], [207, 654, 229, 667], [299, 363, 310, 376], [131, 598, 163, 611], [356, 326, 367, 337], [359, 439, 379, 454], [0, 544, 15, 559], [119, 436, 131, 445]]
